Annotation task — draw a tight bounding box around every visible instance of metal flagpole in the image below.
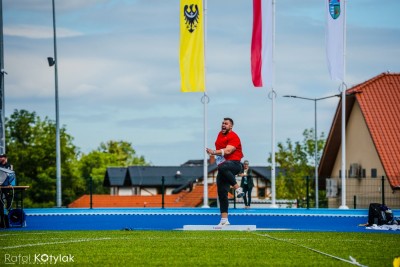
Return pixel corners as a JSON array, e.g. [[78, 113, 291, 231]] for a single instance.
[[0, 0, 6, 155], [202, 0, 209, 208], [314, 100, 318, 208], [270, 0, 278, 208], [202, 93, 209, 208], [51, 0, 62, 208], [339, 85, 347, 209], [270, 89, 277, 207], [339, 0, 348, 209]]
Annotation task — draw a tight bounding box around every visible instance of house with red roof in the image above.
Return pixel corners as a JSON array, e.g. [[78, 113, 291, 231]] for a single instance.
[[69, 158, 280, 208], [319, 72, 400, 208]]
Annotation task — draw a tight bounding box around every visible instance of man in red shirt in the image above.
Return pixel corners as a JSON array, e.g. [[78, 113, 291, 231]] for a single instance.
[[206, 117, 244, 226]]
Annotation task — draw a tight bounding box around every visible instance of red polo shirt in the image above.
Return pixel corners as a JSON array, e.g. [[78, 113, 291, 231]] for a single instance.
[[215, 130, 243, 161]]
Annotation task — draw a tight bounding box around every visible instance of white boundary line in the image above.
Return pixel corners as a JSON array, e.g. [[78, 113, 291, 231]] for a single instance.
[[0, 232, 47, 237], [26, 212, 367, 217], [253, 233, 368, 267], [1, 237, 112, 249]]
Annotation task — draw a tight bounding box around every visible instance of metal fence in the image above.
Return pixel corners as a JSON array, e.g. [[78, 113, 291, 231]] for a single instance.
[[291, 176, 400, 209], [228, 175, 400, 209], [325, 176, 400, 209]]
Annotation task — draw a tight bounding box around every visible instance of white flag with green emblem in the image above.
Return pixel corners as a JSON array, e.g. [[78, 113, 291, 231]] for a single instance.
[[326, 0, 345, 82]]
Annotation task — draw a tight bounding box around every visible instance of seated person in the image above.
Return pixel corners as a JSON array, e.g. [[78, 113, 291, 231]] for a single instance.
[[0, 154, 15, 185], [0, 154, 12, 170]]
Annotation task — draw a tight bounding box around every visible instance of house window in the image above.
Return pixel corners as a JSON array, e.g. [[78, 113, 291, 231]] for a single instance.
[[371, 168, 377, 178], [257, 187, 266, 199], [362, 169, 366, 178]]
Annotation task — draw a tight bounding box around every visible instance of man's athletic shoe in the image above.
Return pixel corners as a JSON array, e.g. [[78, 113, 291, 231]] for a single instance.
[[217, 220, 230, 226], [236, 187, 244, 198]]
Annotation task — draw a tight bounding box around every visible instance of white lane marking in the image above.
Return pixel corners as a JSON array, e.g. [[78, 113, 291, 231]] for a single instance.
[[1, 237, 112, 249], [253, 233, 368, 267]]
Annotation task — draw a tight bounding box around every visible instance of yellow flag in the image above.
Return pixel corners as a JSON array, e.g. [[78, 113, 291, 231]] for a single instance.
[[179, 0, 205, 92]]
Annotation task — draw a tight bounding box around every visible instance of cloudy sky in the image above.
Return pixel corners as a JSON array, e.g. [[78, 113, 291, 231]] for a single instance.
[[2, 0, 400, 166]]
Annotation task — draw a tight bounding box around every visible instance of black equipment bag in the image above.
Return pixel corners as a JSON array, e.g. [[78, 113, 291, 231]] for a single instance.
[[8, 209, 26, 227], [368, 203, 387, 225]]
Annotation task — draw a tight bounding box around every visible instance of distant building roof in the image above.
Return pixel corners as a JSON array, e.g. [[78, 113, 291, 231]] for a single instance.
[[103, 167, 128, 187], [127, 166, 203, 186], [252, 166, 282, 180], [104, 162, 279, 188], [319, 72, 400, 189], [181, 160, 203, 166]]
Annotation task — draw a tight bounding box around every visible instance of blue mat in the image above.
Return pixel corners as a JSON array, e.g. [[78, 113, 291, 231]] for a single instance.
[[4, 208, 399, 233]]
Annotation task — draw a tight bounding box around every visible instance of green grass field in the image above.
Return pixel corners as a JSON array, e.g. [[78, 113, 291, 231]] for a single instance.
[[1, 230, 399, 266]]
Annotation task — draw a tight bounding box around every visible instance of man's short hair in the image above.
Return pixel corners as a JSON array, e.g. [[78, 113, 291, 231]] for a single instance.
[[223, 117, 234, 125]]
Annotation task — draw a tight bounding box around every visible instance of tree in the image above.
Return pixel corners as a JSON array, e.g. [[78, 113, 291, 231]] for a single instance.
[[4, 110, 149, 206], [78, 140, 149, 194], [302, 128, 326, 167], [269, 128, 326, 205], [5, 109, 85, 207]]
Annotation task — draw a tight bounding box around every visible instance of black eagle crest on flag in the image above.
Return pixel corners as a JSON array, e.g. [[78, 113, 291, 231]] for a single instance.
[[183, 4, 199, 33]]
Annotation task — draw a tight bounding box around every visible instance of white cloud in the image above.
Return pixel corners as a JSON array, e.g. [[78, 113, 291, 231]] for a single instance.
[[5, 25, 83, 39]]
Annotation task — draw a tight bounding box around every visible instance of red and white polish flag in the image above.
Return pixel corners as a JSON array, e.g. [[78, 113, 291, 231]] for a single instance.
[[251, 0, 273, 88]]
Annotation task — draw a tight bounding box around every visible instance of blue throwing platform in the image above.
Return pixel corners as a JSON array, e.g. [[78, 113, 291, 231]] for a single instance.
[[3, 207, 398, 233]]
